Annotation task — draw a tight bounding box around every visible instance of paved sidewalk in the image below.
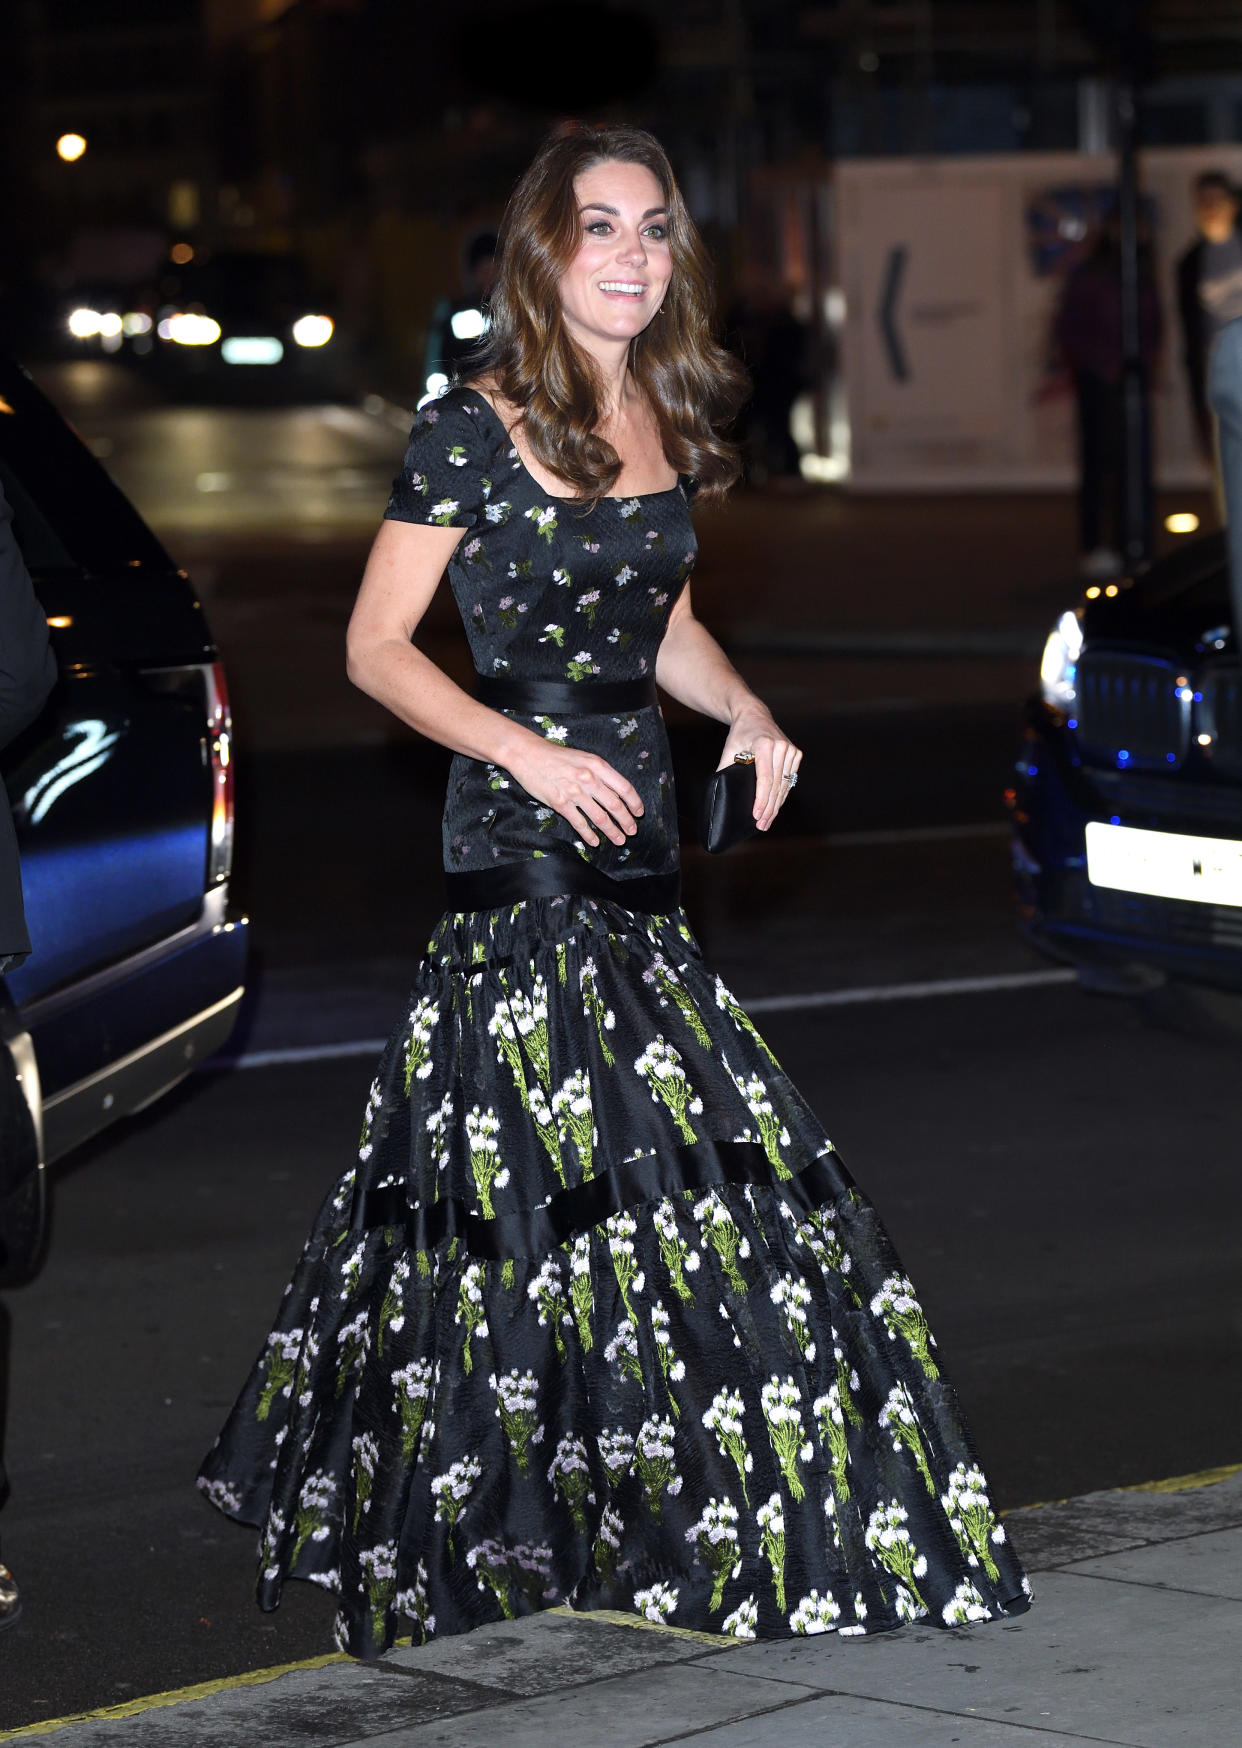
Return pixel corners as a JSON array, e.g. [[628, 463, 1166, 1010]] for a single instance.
[[7, 1465, 1238, 1747]]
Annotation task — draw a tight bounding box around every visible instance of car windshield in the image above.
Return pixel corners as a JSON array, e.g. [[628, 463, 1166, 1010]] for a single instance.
[[0, 363, 169, 575], [176, 251, 317, 323]]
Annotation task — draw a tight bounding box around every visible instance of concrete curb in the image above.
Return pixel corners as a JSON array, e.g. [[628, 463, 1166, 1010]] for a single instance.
[[5, 1465, 1239, 1747]]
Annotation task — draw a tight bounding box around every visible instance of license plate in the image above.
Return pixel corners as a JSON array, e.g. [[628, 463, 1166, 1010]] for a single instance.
[[1085, 820, 1242, 908]]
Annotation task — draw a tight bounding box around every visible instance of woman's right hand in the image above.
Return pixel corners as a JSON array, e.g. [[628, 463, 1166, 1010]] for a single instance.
[[507, 737, 644, 848]]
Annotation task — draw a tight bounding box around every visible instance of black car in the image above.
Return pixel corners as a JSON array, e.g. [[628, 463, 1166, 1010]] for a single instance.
[[1011, 529, 1242, 1016], [146, 250, 340, 395], [0, 359, 247, 1282]]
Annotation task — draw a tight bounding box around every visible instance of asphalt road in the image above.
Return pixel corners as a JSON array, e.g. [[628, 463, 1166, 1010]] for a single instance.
[[1, 365, 1237, 1731]]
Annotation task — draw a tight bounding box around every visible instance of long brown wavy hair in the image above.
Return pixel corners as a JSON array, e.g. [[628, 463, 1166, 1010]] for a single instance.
[[471, 123, 748, 504]]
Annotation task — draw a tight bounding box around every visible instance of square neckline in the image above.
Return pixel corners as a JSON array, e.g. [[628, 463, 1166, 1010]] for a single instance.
[[457, 385, 686, 504]]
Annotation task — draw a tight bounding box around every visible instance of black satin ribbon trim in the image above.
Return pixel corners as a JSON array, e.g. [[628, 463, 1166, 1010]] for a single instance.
[[444, 852, 680, 915], [354, 1138, 843, 1260], [475, 673, 657, 715]]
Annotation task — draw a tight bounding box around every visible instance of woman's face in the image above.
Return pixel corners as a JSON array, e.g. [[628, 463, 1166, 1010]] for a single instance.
[[558, 159, 673, 353]]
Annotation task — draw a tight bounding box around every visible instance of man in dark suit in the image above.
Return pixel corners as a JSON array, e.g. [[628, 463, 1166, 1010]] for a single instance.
[[1, 476, 57, 1628]]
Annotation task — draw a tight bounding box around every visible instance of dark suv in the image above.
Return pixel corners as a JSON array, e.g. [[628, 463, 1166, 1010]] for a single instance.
[[0, 359, 247, 1281], [1011, 529, 1242, 1011]]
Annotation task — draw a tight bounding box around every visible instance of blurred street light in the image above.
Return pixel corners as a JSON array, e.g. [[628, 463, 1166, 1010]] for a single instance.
[[56, 133, 87, 162]]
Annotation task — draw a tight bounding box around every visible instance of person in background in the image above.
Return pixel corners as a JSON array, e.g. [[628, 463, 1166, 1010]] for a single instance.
[[727, 271, 809, 488], [421, 230, 498, 404], [1207, 307, 1242, 646], [1176, 171, 1242, 470], [1055, 218, 1162, 578], [0, 477, 58, 1629]]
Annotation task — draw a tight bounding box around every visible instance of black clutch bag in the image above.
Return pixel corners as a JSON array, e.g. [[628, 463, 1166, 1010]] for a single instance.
[[701, 754, 758, 854]]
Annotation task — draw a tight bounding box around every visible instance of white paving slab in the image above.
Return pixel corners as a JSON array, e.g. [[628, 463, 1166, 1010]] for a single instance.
[[383, 1609, 717, 1693], [685, 1692, 1118, 1747], [1007, 1468, 1242, 1571], [701, 1570, 1242, 1748], [1059, 1524, 1242, 1600], [356, 1661, 820, 1748], [0, 1661, 505, 1748]]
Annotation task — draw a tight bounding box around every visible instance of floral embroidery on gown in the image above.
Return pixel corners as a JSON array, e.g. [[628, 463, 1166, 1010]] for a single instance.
[[198, 387, 1030, 1656]]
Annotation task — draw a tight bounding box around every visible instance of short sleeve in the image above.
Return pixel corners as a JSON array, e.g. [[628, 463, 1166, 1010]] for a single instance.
[[383, 391, 491, 529]]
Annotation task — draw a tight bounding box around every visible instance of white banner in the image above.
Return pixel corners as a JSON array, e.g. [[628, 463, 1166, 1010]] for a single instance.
[[838, 146, 1242, 491]]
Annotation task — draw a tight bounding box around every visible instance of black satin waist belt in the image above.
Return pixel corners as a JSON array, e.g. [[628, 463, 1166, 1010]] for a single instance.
[[475, 673, 657, 715], [354, 1140, 846, 1259], [444, 849, 680, 915]]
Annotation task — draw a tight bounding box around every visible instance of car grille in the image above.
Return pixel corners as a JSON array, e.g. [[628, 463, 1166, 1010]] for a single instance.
[[1088, 770, 1242, 836], [1074, 651, 1189, 770], [1200, 663, 1242, 780], [1064, 871, 1242, 952]]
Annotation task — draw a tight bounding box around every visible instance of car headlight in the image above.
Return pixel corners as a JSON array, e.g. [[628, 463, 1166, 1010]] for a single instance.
[[1040, 609, 1083, 709], [68, 307, 102, 337], [158, 311, 221, 345], [292, 314, 333, 348]]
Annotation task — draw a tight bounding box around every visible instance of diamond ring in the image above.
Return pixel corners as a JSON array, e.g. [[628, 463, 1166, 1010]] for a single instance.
[[782, 771, 798, 787]]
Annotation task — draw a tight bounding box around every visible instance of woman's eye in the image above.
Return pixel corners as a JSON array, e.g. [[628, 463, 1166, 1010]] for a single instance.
[[644, 225, 668, 241], [586, 221, 613, 236]]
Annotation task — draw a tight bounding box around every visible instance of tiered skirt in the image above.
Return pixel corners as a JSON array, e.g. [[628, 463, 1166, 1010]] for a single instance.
[[199, 895, 1030, 1656]]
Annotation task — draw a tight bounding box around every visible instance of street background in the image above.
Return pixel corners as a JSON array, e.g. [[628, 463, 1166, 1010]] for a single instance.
[[4, 1, 1242, 1738], [0, 362, 1238, 1732]]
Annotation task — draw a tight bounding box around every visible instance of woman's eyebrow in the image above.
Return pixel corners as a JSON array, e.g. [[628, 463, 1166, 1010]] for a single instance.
[[579, 203, 669, 219]]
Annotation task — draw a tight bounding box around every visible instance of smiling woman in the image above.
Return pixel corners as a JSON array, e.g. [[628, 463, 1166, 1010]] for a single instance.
[[478, 123, 747, 503], [199, 120, 1029, 1662]]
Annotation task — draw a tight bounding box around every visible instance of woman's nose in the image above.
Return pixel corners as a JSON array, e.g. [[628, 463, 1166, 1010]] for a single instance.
[[617, 230, 648, 265]]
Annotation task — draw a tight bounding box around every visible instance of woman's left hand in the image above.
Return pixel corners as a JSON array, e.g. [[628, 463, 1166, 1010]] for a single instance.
[[718, 702, 803, 832]]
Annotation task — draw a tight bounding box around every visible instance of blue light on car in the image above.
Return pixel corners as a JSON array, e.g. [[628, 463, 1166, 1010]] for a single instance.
[[1116, 749, 1130, 764], [1027, 764, 1038, 776], [1110, 815, 1121, 825], [1067, 718, 1078, 729], [1167, 752, 1177, 763], [1194, 692, 1203, 703]]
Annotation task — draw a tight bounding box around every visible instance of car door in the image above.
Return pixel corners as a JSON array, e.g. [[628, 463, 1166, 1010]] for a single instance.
[[0, 366, 220, 1014]]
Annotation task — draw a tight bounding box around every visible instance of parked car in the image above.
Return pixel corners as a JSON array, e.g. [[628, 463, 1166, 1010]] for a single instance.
[[0, 357, 247, 1283], [1010, 528, 1242, 1023]]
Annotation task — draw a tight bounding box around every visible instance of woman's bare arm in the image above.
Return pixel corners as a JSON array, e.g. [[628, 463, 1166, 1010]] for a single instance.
[[655, 582, 803, 831], [346, 519, 645, 848]]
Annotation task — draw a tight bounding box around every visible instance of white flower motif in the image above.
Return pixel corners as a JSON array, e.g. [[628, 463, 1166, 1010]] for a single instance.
[[942, 1579, 993, 1625], [633, 1580, 678, 1622], [789, 1590, 842, 1635], [722, 1595, 758, 1639]]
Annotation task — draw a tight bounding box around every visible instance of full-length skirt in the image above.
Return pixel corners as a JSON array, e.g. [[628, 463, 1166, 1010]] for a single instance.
[[199, 896, 1030, 1655]]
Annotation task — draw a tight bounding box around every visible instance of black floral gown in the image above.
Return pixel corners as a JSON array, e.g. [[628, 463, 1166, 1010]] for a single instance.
[[199, 386, 1030, 1656]]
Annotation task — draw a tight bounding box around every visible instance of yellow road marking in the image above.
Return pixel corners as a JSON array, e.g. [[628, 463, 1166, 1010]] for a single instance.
[[548, 1605, 726, 1649], [1005, 1459, 1242, 1517], [1126, 1460, 1242, 1495], [0, 1651, 352, 1740]]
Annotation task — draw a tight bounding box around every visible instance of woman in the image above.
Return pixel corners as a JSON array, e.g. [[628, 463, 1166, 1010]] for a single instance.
[[199, 124, 1029, 1655]]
